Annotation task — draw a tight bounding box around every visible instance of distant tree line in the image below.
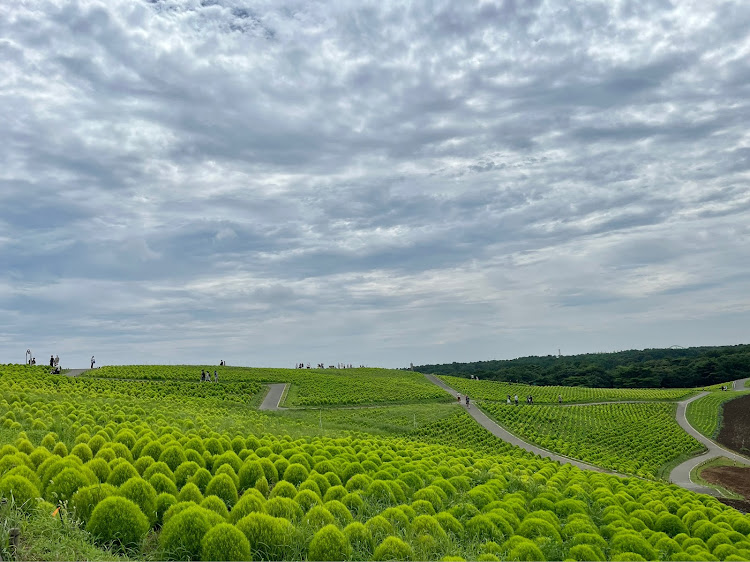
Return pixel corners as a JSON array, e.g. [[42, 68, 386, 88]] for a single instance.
[[413, 344, 750, 388]]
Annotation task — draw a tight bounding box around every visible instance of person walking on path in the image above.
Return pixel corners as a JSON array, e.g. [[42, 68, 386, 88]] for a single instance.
[[507, 395, 511, 405], [465, 395, 470, 409], [514, 394, 519, 406], [90, 356, 95, 369], [456, 393, 461, 403]]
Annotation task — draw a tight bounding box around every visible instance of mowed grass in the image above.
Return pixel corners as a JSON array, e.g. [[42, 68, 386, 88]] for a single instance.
[[86, 365, 451, 407], [686, 390, 750, 439], [480, 401, 704, 479], [438, 375, 698, 404]]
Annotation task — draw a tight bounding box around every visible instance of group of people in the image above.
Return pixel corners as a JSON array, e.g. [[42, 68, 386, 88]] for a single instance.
[[456, 393, 471, 408], [219, 360, 226, 366], [201, 369, 218, 383], [49, 354, 61, 374]]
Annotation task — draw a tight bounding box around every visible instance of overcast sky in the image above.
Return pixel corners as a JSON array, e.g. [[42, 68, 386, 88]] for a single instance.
[[1, 0, 749, 368]]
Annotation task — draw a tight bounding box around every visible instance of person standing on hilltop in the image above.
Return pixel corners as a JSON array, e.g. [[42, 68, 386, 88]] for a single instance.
[[50, 355, 54, 368], [90, 356, 95, 369]]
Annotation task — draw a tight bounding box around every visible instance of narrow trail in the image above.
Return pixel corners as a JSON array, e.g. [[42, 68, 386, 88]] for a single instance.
[[669, 391, 750, 495], [65, 369, 89, 377], [259, 383, 288, 411], [734, 377, 749, 391], [424, 374, 620, 475]]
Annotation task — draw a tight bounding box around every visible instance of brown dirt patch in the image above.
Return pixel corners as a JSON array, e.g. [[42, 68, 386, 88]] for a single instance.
[[716, 394, 750, 455], [702, 465, 750, 499], [718, 498, 750, 514]]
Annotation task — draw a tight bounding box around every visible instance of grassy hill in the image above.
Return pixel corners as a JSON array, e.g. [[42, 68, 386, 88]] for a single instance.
[[1, 364, 749, 561]]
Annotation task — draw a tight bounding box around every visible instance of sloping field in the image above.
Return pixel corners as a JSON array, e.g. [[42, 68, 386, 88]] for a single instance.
[[438, 375, 697, 404], [1, 364, 750, 561], [85, 365, 451, 407]]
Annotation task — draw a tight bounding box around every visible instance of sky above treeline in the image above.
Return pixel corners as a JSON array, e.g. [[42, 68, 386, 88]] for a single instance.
[[1, 1, 749, 369]]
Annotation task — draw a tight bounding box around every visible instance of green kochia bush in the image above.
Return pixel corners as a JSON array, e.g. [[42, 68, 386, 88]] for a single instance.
[[373, 536, 413, 561], [87, 496, 149, 549], [235, 512, 295, 561], [0, 474, 40, 513], [205, 473, 238, 508], [159, 505, 213, 560], [118, 477, 158, 525], [70, 483, 117, 523], [200, 523, 252, 561], [308, 524, 352, 561]]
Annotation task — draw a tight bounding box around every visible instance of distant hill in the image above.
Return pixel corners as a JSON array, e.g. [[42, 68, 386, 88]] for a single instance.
[[413, 344, 750, 388]]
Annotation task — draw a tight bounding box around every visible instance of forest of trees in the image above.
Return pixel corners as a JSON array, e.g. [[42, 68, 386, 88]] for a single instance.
[[413, 344, 750, 388]]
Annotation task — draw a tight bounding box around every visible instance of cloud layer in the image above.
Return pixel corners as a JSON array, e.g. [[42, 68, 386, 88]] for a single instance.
[[1, 0, 749, 367]]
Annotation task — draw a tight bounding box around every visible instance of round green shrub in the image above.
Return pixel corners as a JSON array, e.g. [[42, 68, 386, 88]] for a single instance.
[[118, 477, 158, 525], [52, 442, 68, 457], [303, 505, 336, 530], [325, 499, 354, 527], [156, 492, 177, 526], [159, 445, 187, 471], [295, 489, 321, 512], [107, 462, 139, 487], [324, 485, 347, 502], [308, 524, 352, 561], [568, 544, 605, 561], [159, 505, 212, 560], [229, 490, 266, 523], [215, 464, 240, 488], [70, 443, 93, 463], [270, 479, 297, 499], [200, 522, 252, 561], [435, 511, 464, 537], [344, 521, 373, 553], [373, 536, 413, 561], [611, 534, 657, 560], [342, 492, 364, 515], [189, 467, 213, 493], [265, 496, 303, 520], [610, 553, 647, 561], [45, 467, 93, 503], [254, 476, 270, 498], [205, 473, 238, 508], [0, 474, 40, 513], [508, 539, 545, 561], [517, 516, 562, 543], [365, 515, 394, 543], [283, 463, 309, 487], [134, 455, 154, 475], [6, 465, 41, 491], [178, 482, 204, 504], [70, 483, 116, 523], [86, 458, 110, 483], [144, 461, 174, 481], [174, 461, 200, 488], [149, 472, 178, 496], [201, 495, 230, 519], [87, 496, 149, 549], [235, 512, 294, 561], [239, 460, 264, 491]]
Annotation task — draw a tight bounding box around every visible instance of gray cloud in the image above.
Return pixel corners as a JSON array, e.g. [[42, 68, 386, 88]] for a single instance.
[[1, 0, 749, 368]]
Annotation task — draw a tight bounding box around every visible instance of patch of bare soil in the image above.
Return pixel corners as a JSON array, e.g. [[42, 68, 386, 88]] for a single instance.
[[716, 394, 750, 455], [718, 498, 750, 514], [702, 465, 750, 500]]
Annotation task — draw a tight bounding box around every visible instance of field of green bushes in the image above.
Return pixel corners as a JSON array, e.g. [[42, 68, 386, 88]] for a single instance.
[[1, 364, 749, 561], [438, 376, 697, 404], [686, 391, 750, 439], [86, 366, 450, 407], [479, 402, 704, 479]]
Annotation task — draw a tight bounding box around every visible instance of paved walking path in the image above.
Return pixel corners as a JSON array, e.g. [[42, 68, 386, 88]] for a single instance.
[[669, 391, 750, 495], [733, 377, 749, 391], [424, 374, 619, 474], [65, 369, 89, 377], [259, 383, 288, 411]]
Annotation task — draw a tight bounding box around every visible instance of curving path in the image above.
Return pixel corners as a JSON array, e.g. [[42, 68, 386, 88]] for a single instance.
[[424, 374, 619, 474], [259, 383, 288, 411], [65, 369, 89, 377], [733, 377, 750, 391], [669, 391, 750, 495]]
